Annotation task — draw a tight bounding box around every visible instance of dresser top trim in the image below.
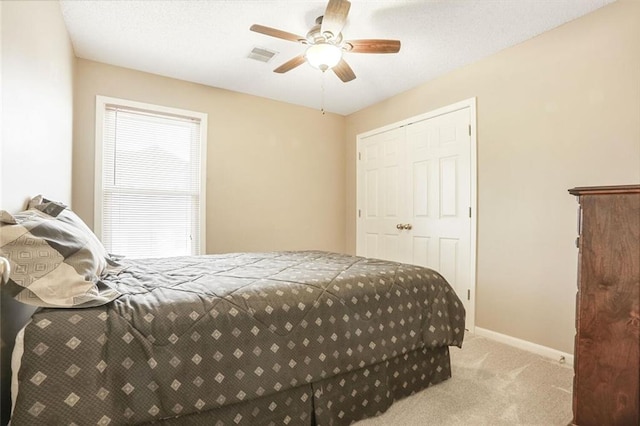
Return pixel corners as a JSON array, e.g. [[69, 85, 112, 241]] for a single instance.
[[569, 184, 640, 196]]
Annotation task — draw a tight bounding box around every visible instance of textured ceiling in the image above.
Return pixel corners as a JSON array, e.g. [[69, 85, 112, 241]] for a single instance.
[[59, 0, 616, 115]]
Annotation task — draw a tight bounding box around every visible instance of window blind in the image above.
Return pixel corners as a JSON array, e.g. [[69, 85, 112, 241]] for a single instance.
[[100, 104, 203, 258]]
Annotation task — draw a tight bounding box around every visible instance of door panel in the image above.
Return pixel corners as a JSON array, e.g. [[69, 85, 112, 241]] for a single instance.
[[412, 236, 430, 268], [383, 167, 399, 217], [360, 127, 406, 263], [365, 234, 378, 259], [412, 161, 429, 217], [439, 238, 459, 289], [383, 234, 402, 263], [440, 157, 458, 217], [365, 170, 378, 216], [407, 108, 471, 317]]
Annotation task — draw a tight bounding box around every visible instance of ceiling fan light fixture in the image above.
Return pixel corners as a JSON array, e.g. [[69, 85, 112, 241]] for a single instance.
[[250, 0, 400, 82], [305, 42, 342, 71]]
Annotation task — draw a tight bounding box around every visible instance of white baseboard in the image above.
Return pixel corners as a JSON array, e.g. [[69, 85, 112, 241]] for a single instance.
[[474, 327, 574, 367]]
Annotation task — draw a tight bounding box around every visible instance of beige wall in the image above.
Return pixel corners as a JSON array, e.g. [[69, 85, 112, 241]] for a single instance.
[[73, 60, 346, 254], [6, 0, 638, 356], [1, 1, 74, 212], [345, 0, 640, 353]]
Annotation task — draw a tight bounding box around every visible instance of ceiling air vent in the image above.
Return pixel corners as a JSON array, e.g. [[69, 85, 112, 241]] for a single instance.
[[247, 47, 277, 63]]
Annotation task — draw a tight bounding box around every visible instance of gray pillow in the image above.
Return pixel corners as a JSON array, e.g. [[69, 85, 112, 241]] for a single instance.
[[0, 198, 120, 308]]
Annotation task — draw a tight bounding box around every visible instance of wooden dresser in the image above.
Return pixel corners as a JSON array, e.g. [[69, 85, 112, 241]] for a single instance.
[[568, 185, 640, 426]]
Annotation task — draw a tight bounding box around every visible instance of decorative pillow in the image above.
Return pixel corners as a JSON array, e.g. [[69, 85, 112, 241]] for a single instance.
[[0, 197, 120, 308]]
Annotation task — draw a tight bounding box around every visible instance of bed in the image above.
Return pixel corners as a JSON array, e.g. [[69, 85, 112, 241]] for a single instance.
[[0, 199, 465, 425]]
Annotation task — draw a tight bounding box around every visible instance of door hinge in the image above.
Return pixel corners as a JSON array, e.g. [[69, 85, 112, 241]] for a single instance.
[[468, 125, 471, 136], [468, 207, 471, 218], [358, 152, 362, 160], [358, 209, 361, 218], [467, 289, 470, 300]]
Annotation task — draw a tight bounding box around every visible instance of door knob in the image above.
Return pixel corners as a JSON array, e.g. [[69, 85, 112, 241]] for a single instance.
[[396, 224, 404, 230], [402, 224, 413, 230]]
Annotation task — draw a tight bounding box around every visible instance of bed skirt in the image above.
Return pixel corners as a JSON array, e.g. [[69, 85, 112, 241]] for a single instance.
[[147, 345, 451, 425]]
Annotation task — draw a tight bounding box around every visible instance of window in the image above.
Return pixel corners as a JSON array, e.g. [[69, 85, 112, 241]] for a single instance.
[[95, 96, 207, 258]]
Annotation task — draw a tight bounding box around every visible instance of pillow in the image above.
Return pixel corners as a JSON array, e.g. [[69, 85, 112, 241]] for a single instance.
[[28, 195, 114, 265], [0, 197, 120, 308]]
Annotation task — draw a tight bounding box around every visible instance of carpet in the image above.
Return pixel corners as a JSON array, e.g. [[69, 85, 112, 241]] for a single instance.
[[356, 333, 574, 425]]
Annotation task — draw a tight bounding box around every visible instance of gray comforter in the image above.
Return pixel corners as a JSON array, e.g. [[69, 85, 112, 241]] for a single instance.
[[11, 251, 465, 425]]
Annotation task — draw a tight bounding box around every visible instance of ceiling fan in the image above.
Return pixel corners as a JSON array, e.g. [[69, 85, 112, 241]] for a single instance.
[[250, 0, 401, 82]]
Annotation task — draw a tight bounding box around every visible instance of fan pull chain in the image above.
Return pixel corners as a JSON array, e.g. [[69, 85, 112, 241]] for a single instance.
[[321, 71, 326, 115]]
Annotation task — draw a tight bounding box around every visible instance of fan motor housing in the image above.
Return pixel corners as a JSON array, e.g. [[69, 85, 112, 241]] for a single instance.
[[306, 17, 343, 45]]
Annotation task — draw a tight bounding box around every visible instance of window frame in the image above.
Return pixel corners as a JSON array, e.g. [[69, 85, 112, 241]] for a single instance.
[[94, 95, 208, 256]]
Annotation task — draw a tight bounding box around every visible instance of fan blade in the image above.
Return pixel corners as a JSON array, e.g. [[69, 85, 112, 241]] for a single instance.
[[321, 0, 351, 40], [333, 58, 356, 82], [250, 24, 305, 43], [345, 39, 401, 54], [274, 54, 307, 73]]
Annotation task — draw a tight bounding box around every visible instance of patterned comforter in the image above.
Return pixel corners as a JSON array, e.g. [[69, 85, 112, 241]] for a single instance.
[[11, 251, 465, 425]]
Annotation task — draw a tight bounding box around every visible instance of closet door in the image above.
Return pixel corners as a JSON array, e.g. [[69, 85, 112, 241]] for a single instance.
[[406, 108, 471, 312], [357, 105, 474, 327], [359, 127, 408, 263]]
